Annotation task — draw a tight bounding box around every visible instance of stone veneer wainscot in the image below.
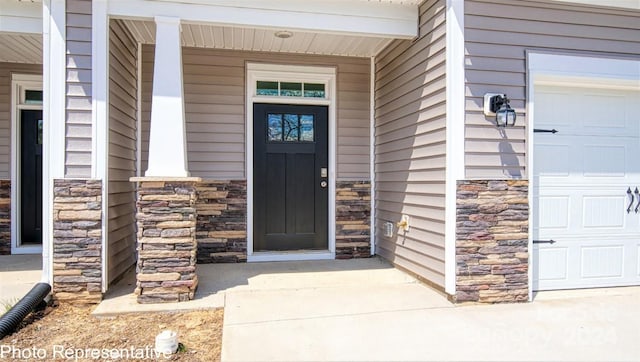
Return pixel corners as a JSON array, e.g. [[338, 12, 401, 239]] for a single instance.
[[0, 180, 10, 255], [196, 181, 247, 263], [336, 181, 371, 259], [455, 180, 529, 303], [133, 178, 200, 303], [52, 179, 103, 303]]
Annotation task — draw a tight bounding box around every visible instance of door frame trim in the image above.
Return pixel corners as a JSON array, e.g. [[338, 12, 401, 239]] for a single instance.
[[526, 51, 640, 297], [246, 63, 337, 262], [10, 73, 43, 254]]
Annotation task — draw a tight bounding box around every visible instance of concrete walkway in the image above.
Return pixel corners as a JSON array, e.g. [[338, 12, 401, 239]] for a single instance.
[[95, 257, 640, 361], [0, 254, 42, 306], [219, 258, 640, 362]]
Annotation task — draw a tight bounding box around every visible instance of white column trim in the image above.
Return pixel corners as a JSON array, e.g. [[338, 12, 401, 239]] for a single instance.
[[444, 0, 465, 296], [245, 63, 337, 262], [47, 0, 66, 179], [145, 16, 189, 177], [136, 43, 143, 177], [41, 0, 66, 285], [92, 0, 109, 292], [526, 54, 535, 302], [369, 57, 376, 256]]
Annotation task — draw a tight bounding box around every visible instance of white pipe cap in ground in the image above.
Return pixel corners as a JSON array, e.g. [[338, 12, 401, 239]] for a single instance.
[[155, 330, 178, 354]]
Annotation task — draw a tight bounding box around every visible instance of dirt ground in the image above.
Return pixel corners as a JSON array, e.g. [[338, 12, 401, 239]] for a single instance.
[[0, 303, 224, 361]]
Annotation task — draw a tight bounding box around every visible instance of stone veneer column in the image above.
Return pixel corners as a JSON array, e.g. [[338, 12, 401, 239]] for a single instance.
[[52, 179, 103, 303], [336, 181, 371, 259], [132, 178, 200, 303], [196, 181, 247, 263], [0, 180, 10, 255], [455, 180, 529, 303]]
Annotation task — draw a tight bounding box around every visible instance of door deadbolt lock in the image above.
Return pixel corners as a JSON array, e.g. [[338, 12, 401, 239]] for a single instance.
[[320, 181, 328, 188]]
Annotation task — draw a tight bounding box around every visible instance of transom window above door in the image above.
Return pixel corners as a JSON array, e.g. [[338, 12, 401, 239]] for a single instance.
[[256, 81, 326, 98]]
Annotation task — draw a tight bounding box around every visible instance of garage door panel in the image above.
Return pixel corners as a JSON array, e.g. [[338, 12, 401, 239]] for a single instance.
[[534, 84, 640, 291], [534, 144, 570, 176], [535, 237, 638, 290], [580, 246, 624, 279], [583, 145, 627, 177], [536, 137, 637, 179], [536, 247, 568, 281], [534, 188, 632, 237], [538, 196, 569, 229], [537, 86, 640, 137], [582, 93, 629, 130], [582, 196, 625, 229], [535, 90, 573, 128]]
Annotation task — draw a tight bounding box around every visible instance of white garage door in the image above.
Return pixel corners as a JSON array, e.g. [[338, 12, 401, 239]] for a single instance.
[[533, 84, 640, 291]]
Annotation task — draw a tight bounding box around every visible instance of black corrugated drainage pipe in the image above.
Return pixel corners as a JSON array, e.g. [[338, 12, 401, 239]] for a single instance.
[[0, 282, 51, 339]]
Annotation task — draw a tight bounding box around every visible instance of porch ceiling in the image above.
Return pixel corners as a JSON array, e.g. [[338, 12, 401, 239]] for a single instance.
[[0, 32, 42, 64], [120, 19, 396, 57]]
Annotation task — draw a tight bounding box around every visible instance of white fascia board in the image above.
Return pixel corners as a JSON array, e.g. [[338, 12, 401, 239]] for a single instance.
[[444, 0, 465, 296], [549, 0, 640, 10], [0, 0, 42, 33], [107, 0, 418, 39]]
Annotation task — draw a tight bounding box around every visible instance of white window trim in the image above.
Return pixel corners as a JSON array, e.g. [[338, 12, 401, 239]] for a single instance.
[[11, 74, 43, 255], [246, 63, 336, 262], [526, 51, 640, 300]]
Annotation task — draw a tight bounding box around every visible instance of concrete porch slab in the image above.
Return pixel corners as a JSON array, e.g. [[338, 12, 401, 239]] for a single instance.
[[93, 257, 431, 315], [0, 254, 42, 306]]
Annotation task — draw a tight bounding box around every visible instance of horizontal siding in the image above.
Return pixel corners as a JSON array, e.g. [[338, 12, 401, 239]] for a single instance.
[[107, 20, 137, 284], [0, 62, 42, 179], [374, 0, 447, 289], [65, 0, 92, 178], [464, 0, 640, 179], [140, 46, 370, 180]]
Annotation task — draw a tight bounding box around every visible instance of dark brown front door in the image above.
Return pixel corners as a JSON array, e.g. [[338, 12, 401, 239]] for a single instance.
[[253, 104, 328, 251], [20, 109, 43, 245]]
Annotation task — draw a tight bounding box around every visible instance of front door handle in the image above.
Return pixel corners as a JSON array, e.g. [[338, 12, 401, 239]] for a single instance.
[[635, 187, 640, 214], [627, 187, 634, 213]]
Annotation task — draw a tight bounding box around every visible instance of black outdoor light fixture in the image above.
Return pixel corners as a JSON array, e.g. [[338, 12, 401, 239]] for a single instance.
[[484, 93, 517, 127]]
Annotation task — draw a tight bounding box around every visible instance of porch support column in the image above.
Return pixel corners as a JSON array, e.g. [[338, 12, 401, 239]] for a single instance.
[[146, 16, 189, 177], [131, 178, 201, 303]]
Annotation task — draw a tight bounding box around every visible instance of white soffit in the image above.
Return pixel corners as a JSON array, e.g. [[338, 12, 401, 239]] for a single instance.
[[0, 32, 42, 63], [0, 0, 41, 64], [121, 20, 395, 57]]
